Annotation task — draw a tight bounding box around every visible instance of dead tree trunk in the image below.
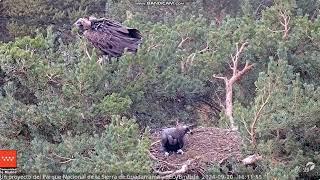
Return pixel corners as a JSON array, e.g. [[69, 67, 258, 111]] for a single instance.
[[213, 42, 254, 131], [225, 82, 235, 130], [267, 8, 290, 40]]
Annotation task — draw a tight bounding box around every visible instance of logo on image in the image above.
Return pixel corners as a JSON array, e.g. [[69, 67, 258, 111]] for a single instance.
[[303, 162, 315, 173], [0, 150, 17, 171]]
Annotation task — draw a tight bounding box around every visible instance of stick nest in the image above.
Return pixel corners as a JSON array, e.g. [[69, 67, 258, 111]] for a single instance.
[[149, 127, 243, 178]]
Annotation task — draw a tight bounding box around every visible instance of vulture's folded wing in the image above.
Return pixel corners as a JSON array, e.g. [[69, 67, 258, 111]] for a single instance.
[[84, 18, 142, 57]]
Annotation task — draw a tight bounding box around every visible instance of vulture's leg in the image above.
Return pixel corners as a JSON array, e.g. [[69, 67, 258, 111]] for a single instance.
[[179, 137, 185, 149], [177, 149, 184, 155], [161, 133, 170, 157], [176, 137, 184, 154]]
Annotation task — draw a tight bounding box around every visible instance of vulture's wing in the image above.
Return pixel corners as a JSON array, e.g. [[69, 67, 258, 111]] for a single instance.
[[167, 135, 177, 145], [161, 131, 168, 146], [97, 18, 142, 40], [84, 18, 142, 57]]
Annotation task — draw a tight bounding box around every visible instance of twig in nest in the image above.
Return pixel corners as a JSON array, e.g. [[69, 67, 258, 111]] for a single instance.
[[152, 168, 174, 176], [151, 154, 202, 178], [148, 151, 181, 168], [151, 140, 160, 147], [149, 151, 201, 178], [162, 158, 197, 179], [192, 128, 208, 133], [219, 156, 231, 165]]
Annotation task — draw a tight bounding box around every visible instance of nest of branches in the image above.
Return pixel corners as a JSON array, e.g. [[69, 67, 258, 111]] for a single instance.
[[149, 127, 243, 178]]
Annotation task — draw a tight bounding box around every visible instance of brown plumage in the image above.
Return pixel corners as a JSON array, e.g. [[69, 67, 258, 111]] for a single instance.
[[74, 17, 142, 59], [160, 125, 193, 156]]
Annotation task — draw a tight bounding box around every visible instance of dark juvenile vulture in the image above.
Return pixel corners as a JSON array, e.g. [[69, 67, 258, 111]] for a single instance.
[[74, 17, 142, 59], [160, 125, 193, 156]]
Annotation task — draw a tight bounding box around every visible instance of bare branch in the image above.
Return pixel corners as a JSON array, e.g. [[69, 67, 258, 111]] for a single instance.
[[240, 117, 252, 136], [250, 82, 272, 149], [235, 42, 248, 58], [51, 153, 75, 160], [251, 89, 271, 131], [151, 140, 160, 147], [213, 74, 227, 82], [83, 44, 92, 61], [231, 42, 248, 76], [60, 159, 75, 164], [148, 151, 181, 168], [251, 94, 270, 127], [162, 159, 196, 179], [269, 9, 291, 39], [49, 152, 76, 164], [242, 154, 263, 166], [212, 41, 253, 131], [228, 62, 233, 70], [254, 1, 266, 16], [178, 36, 190, 48], [279, 10, 290, 39], [180, 61, 186, 73], [268, 27, 286, 33], [229, 62, 255, 85], [147, 44, 160, 52], [213, 91, 225, 109], [198, 42, 209, 54], [152, 169, 174, 176], [186, 53, 196, 67]]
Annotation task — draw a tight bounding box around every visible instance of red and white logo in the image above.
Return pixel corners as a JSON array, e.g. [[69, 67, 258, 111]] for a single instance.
[[0, 150, 17, 168]]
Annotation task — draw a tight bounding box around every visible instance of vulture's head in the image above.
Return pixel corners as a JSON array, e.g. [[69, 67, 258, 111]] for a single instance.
[[180, 125, 193, 135], [74, 18, 92, 33]]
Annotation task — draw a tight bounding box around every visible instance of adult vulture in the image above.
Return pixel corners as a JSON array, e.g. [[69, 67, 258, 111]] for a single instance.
[[74, 17, 142, 60], [160, 125, 193, 156]]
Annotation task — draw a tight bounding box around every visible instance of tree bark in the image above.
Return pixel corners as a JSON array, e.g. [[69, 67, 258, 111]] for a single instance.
[[225, 81, 236, 130]]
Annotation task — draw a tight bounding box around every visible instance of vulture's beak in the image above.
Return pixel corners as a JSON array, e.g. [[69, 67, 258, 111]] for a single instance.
[[186, 124, 196, 135], [73, 21, 84, 34], [186, 126, 193, 135]]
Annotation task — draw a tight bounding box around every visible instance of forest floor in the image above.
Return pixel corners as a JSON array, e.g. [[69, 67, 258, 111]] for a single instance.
[[149, 127, 243, 176]]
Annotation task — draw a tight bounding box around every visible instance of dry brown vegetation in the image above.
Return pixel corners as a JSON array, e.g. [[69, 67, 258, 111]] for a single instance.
[[149, 127, 243, 178]]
